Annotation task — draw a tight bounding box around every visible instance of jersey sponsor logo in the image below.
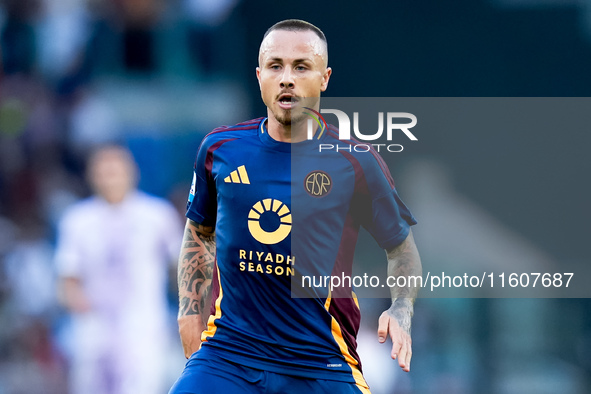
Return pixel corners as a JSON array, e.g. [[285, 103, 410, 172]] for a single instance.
[[305, 171, 332, 197], [247, 198, 292, 244], [224, 165, 250, 184], [238, 249, 295, 277]]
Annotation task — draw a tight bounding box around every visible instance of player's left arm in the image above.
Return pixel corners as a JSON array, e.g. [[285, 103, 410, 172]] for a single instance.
[[377, 229, 422, 372]]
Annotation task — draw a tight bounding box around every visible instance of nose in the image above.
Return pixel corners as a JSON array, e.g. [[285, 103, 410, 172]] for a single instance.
[[280, 67, 295, 89]]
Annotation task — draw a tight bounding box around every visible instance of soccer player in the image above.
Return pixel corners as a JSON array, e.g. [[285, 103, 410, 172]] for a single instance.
[[55, 145, 183, 394], [170, 19, 422, 394]]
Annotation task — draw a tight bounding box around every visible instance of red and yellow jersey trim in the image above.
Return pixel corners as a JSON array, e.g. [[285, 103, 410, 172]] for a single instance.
[[324, 291, 371, 393], [201, 264, 223, 341]]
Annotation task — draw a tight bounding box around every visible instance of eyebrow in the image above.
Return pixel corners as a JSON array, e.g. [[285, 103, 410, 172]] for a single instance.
[[266, 57, 313, 64]]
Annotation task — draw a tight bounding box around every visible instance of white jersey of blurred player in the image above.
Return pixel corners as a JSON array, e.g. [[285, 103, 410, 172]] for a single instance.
[[55, 146, 183, 394]]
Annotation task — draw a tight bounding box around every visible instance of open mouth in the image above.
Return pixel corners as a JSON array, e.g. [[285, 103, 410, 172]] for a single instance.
[[277, 94, 298, 109]]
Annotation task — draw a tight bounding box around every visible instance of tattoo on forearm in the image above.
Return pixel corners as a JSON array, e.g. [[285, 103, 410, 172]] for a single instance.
[[386, 230, 422, 334], [177, 221, 216, 318], [389, 304, 413, 335]]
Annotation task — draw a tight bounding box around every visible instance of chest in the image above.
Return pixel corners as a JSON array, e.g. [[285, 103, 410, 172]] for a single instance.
[[211, 149, 356, 224]]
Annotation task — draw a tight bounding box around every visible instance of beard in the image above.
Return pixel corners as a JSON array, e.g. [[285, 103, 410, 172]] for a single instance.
[[272, 107, 307, 126], [272, 96, 319, 126]]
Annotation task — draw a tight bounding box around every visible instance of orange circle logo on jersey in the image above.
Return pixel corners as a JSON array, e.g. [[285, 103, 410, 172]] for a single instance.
[[305, 171, 332, 197], [248, 199, 292, 245]]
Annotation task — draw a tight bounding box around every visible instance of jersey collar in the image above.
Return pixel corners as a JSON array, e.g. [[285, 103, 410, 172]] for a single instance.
[[258, 118, 328, 152]]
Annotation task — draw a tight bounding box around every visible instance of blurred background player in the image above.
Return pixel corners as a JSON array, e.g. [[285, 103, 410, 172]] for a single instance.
[[54, 145, 183, 394]]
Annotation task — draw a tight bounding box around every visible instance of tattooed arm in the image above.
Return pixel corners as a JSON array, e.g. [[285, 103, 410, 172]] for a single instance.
[[177, 218, 216, 359], [377, 229, 422, 372]]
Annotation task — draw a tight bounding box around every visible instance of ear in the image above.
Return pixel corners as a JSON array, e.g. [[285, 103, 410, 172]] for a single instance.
[[256, 67, 262, 88], [320, 67, 332, 92]]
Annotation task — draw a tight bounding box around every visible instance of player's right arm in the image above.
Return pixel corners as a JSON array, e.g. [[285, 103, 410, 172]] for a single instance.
[[54, 207, 92, 314], [177, 218, 215, 359]]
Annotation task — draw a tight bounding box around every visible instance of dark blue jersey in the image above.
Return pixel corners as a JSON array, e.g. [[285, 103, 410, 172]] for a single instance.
[[186, 117, 416, 386]]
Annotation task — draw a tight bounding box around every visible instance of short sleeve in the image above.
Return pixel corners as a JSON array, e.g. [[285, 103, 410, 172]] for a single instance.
[[186, 137, 217, 227], [356, 155, 417, 250]]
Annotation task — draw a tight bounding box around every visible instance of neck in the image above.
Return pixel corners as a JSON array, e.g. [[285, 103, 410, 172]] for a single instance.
[[100, 189, 132, 205]]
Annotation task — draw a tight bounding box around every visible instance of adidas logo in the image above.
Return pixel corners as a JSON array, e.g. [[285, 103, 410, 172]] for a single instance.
[[224, 165, 250, 184]]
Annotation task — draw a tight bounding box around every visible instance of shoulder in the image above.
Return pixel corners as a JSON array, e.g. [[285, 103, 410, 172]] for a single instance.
[[58, 197, 100, 227], [131, 191, 176, 213], [199, 118, 264, 149], [324, 124, 389, 166], [127, 192, 182, 229], [324, 124, 396, 187], [63, 196, 99, 215]]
